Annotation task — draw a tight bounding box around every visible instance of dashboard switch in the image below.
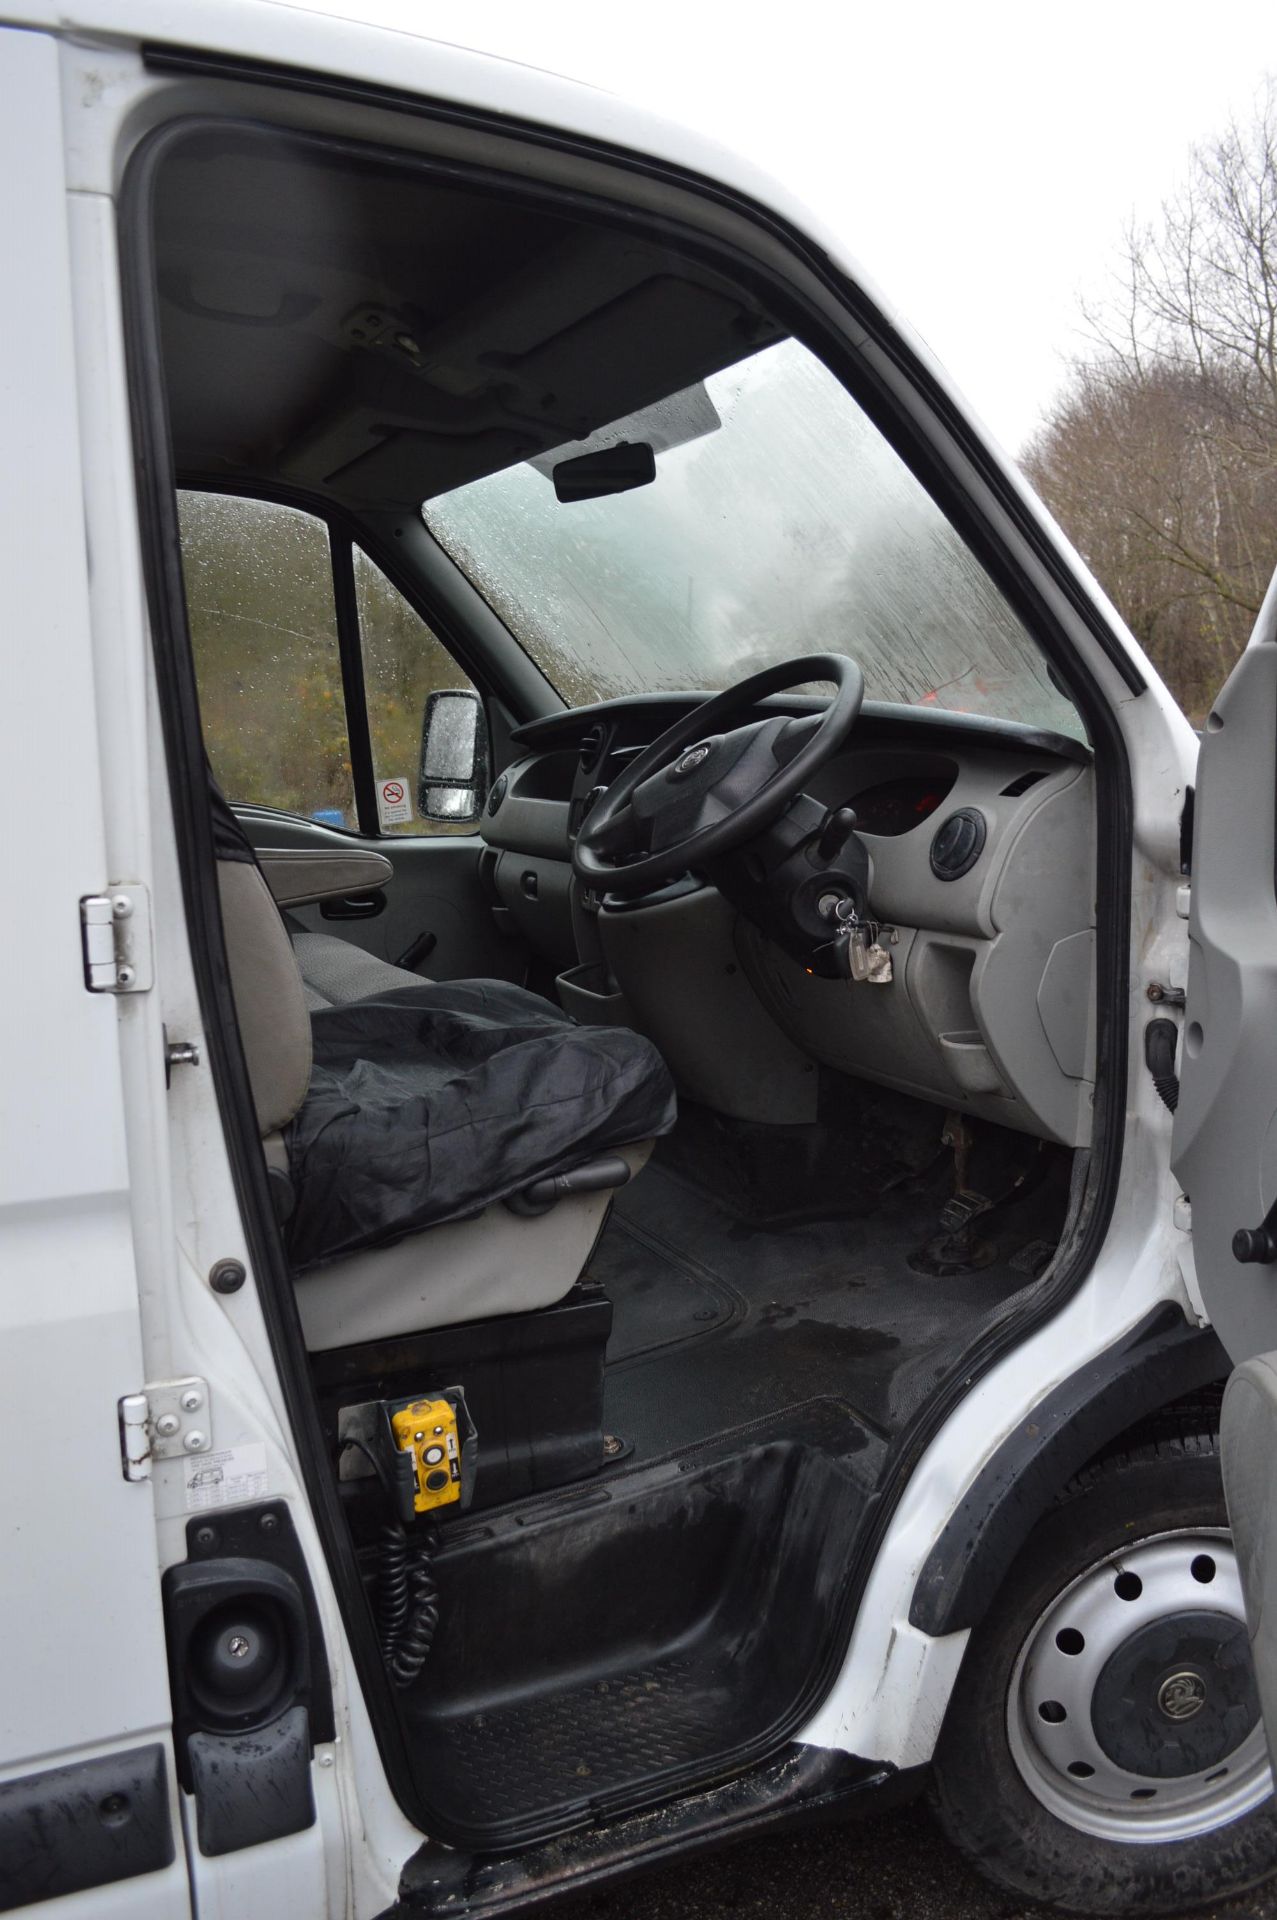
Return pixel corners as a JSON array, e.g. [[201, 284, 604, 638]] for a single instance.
[[930, 808, 987, 880]]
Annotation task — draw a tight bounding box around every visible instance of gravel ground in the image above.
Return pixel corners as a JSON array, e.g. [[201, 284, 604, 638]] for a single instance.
[[549, 1799, 1277, 1920]]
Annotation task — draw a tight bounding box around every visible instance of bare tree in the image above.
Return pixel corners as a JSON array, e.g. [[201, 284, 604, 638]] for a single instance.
[[1024, 85, 1277, 718]]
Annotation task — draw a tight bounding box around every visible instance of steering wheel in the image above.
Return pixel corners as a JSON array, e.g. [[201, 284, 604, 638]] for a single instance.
[[572, 654, 864, 894]]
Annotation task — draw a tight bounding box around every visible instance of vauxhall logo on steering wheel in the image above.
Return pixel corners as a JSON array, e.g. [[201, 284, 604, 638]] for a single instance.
[[670, 741, 713, 779]]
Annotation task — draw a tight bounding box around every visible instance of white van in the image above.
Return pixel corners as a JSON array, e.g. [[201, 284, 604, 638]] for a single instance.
[[5, 7, 1277, 1917]]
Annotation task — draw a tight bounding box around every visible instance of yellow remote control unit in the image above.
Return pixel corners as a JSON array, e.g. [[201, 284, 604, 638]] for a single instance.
[[391, 1397, 463, 1514]]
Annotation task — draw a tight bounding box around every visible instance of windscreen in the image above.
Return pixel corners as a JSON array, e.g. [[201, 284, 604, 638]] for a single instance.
[[424, 339, 1083, 739]]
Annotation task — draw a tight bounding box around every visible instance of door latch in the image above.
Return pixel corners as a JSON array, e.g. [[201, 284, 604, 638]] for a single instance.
[[118, 1378, 213, 1481], [80, 886, 153, 993]]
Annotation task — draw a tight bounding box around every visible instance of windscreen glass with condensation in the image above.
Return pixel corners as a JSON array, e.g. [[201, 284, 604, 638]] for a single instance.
[[423, 338, 1083, 739]]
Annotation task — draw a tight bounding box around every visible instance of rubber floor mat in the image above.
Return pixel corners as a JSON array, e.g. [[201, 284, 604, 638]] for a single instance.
[[593, 1213, 743, 1364], [395, 1425, 872, 1847], [406, 1648, 726, 1832], [598, 1152, 1068, 1460]]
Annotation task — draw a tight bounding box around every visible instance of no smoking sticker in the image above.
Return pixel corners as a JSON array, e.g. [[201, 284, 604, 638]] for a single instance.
[[378, 776, 413, 827]]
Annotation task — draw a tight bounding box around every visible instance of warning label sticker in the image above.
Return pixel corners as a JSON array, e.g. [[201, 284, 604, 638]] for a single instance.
[[184, 1442, 269, 1512], [377, 776, 413, 827]]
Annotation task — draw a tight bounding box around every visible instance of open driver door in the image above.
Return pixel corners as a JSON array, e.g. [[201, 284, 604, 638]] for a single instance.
[[1174, 565, 1277, 1759]]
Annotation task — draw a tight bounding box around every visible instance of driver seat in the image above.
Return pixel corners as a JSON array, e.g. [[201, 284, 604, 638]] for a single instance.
[[209, 790, 675, 1352]]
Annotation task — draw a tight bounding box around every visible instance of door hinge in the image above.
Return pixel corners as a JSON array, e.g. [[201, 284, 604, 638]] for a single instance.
[[80, 885, 153, 993], [118, 1377, 213, 1482]]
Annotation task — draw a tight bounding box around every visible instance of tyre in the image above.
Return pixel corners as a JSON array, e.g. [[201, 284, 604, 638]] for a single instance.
[[930, 1433, 1277, 1914]]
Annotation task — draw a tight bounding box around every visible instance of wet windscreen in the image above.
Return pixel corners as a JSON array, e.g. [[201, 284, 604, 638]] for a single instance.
[[424, 339, 1083, 739]]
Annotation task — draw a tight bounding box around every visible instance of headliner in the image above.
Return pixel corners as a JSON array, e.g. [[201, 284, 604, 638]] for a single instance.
[[155, 123, 781, 511]]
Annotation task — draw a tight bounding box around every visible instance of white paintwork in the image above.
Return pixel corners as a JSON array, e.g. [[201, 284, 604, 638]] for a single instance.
[[799, 1114, 1190, 1763], [0, 12, 176, 1783], [53, 76, 412, 1909], [0, 5, 1217, 1912]]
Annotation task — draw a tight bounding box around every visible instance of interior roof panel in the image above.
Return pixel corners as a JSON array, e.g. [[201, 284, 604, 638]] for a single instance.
[[155, 123, 781, 511]]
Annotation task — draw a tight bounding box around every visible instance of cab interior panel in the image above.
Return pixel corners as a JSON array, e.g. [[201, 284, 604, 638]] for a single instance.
[[143, 115, 1097, 1843], [393, 1428, 871, 1846]]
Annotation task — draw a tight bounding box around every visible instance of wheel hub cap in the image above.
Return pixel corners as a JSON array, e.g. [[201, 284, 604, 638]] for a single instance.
[[1007, 1530, 1272, 1842], [1159, 1671, 1208, 1721], [1090, 1609, 1259, 1777]]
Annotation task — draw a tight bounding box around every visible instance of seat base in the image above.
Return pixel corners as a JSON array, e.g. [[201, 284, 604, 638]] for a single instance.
[[313, 1283, 614, 1513], [295, 1142, 651, 1349]]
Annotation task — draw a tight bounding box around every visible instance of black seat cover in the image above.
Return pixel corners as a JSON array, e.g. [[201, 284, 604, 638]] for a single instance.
[[284, 980, 676, 1270]]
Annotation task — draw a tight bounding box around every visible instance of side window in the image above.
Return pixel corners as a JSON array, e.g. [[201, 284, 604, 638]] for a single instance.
[[178, 492, 355, 827], [354, 545, 487, 838]]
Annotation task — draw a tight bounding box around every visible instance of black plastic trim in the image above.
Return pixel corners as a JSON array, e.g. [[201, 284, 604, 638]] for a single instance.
[[1180, 782, 1196, 877], [929, 806, 987, 881], [180, 1499, 335, 1745], [321, 887, 388, 920], [332, 531, 379, 835], [190, 1707, 316, 1856], [910, 1304, 1229, 1636], [385, 1746, 918, 1917], [0, 1744, 174, 1912], [514, 695, 1092, 765], [120, 83, 1137, 1848]]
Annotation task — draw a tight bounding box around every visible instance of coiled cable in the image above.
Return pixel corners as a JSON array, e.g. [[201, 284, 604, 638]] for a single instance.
[[384, 1523, 442, 1691], [341, 1435, 444, 1690]]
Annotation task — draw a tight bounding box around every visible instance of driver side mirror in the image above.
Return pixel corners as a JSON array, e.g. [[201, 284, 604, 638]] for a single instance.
[[418, 688, 490, 824]]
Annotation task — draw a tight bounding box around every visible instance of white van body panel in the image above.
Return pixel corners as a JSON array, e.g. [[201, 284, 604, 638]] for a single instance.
[[41, 32, 420, 1910], [0, 25, 191, 1917]]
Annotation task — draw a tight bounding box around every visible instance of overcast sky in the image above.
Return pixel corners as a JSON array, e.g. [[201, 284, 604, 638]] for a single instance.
[[321, 0, 1276, 455]]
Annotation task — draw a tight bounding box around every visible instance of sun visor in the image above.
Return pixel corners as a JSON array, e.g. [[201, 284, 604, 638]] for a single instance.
[[527, 379, 722, 480]]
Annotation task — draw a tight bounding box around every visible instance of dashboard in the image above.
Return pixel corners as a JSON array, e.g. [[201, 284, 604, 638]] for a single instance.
[[481, 696, 1096, 1149], [845, 771, 955, 838]]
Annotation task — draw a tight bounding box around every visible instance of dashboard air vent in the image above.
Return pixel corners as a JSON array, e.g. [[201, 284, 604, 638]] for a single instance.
[[579, 724, 606, 775], [1000, 769, 1047, 798], [930, 808, 987, 881]]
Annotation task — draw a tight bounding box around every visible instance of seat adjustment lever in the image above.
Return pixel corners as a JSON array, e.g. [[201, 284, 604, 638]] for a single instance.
[[505, 1153, 633, 1218]]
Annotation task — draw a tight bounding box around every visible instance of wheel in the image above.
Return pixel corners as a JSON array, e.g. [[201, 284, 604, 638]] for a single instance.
[[930, 1433, 1277, 1914]]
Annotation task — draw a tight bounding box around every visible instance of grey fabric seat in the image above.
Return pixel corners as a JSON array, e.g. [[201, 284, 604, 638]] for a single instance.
[[290, 928, 429, 1009], [210, 788, 672, 1345]]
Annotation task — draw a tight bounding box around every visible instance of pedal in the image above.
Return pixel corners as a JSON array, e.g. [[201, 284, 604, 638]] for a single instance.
[[910, 1187, 998, 1278], [938, 1189, 993, 1236]]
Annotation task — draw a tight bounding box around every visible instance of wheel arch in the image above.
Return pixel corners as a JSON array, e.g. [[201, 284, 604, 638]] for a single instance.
[[910, 1304, 1228, 1638]]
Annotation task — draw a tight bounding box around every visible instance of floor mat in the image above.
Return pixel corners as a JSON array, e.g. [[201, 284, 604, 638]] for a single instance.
[[396, 1412, 874, 1846], [591, 1212, 743, 1364], [597, 1145, 1068, 1462], [389, 1102, 1069, 1847]]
